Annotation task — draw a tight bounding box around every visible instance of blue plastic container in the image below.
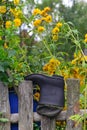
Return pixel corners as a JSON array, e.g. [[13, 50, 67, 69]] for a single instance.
[[9, 90, 18, 113], [33, 100, 38, 112], [9, 89, 40, 130], [9, 90, 18, 130]]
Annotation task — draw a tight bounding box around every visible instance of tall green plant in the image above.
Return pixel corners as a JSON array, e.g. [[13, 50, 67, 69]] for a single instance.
[[0, 0, 33, 86]]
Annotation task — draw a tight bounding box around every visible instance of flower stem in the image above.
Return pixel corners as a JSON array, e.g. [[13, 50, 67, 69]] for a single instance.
[[66, 22, 87, 61], [43, 39, 53, 57]]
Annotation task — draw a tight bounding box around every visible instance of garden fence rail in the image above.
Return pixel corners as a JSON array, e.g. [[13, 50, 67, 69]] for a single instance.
[[0, 79, 83, 130]]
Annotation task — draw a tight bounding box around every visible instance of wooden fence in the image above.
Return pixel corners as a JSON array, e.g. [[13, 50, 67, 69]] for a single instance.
[[0, 78, 84, 130]]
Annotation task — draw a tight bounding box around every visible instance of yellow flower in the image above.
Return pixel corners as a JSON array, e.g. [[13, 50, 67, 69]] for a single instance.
[[44, 7, 51, 12], [77, 51, 82, 57], [33, 8, 41, 15], [49, 58, 60, 66], [74, 52, 77, 58], [41, 17, 46, 21], [10, 8, 22, 18], [34, 92, 40, 101], [0, 6, 6, 14], [84, 38, 87, 43], [70, 67, 80, 79], [4, 43, 8, 49], [37, 26, 45, 33], [14, 0, 20, 5], [43, 58, 61, 75], [10, 8, 14, 13], [48, 70, 55, 75], [79, 75, 85, 86], [72, 52, 83, 64], [43, 63, 49, 71], [13, 18, 21, 27], [85, 33, 87, 39], [40, 10, 48, 17], [52, 27, 60, 34], [5, 21, 12, 28], [64, 73, 69, 80], [71, 58, 77, 65], [73, 51, 82, 63], [81, 55, 87, 62], [52, 34, 58, 41], [45, 15, 52, 23], [56, 22, 62, 27], [33, 19, 42, 26], [84, 33, 87, 42], [48, 64, 56, 72]]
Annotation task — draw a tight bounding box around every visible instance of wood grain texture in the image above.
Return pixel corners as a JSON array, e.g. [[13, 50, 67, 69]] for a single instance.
[[66, 78, 82, 130], [0, 82, 10, 130], [41, 116, 56, 130], [19, 81, 33, 130]]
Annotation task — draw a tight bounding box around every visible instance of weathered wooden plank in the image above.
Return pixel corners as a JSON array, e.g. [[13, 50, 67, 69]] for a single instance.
[[50, 118, 56, 130], [56, 110, 66, 121], [0, 82, 10, 130], [7, 111, 66, 123], [33, 112, 41, 122], [19, 81, 33, 130], [9, 109, 87, 123], [41, 116, 56, 130], [66, 78, 82, 130], [10, 112, 66, 123], [10, 113, 19, 123]]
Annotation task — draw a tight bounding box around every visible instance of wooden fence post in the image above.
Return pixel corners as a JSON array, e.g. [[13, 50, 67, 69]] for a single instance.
[[0, 82, 10, 130], [41, 116, 56, 130], [66, 78, 82, 130], [19, 81, 33, 130]]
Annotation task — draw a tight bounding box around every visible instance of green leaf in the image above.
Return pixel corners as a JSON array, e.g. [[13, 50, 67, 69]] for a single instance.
[[85, 44, 87, 49], [0, 112, 2, 116], [0, 118, 9, 123], [0, 65, 4, 72], [8, 50, 16, 58]]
